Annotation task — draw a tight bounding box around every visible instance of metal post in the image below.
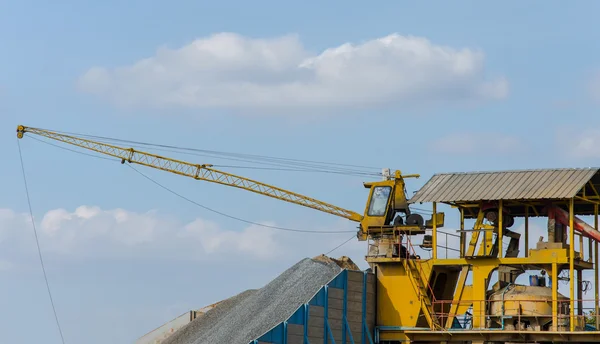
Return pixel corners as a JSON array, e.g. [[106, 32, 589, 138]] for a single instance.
[[589, 237, 593, 263], [569, 198, 575, 331], [433, 202, 437, 260], [324, 285, 329, 344], [525, 207, 529, 257], [577, 269, 583, 317], [594, 204, 600, 330], [460, 207, 465, 258], [445, 232, 448, 259], [580, 234, 584, 261], [552, 262, 558, 331], [498, 200, 503, 258], [342, 270, 347, 344]]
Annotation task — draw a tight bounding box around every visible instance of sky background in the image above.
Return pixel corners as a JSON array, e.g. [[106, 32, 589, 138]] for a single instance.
[[1, 1, 600, 343]]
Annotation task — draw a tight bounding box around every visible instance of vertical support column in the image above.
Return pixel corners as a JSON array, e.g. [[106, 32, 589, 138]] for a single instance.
[[577, 269, 583, 317], [303, 304, 310, 344], [580, 234, 585, 262], [362, 272, 367, 344], [525, 207, 529, 257], [324, 285, 329, 344], [595, 204, 599, 330], [552, 262, 558, 331], [498, 200, 503, 258], [589, 237, 593, 263], [460, 207, 465, 258], [471, 265, 496, 329], [432, 202, 437, 260], [342, 271, 347, 344], [569, 198, 575, 331]]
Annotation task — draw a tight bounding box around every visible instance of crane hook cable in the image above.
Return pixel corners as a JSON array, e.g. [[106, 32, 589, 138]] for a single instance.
[[325, 234, 356, 255], [17, 139, 67, 344]]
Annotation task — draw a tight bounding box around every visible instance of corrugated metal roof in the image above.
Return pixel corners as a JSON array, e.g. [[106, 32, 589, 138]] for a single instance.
[[409, 168, 600, 203]]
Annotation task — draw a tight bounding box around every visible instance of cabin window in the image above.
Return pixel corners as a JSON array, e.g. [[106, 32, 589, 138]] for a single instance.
[[367, 186, 391, 216]]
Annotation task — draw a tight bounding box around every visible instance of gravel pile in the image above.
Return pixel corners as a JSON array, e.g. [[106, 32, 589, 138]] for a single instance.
[[162, 289, 258, 344], [163, 257, 343, 344]]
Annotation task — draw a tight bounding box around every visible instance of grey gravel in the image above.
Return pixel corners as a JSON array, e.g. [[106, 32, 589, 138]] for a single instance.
[[163, 257, 343, 344], [162, 289, 258, 344]]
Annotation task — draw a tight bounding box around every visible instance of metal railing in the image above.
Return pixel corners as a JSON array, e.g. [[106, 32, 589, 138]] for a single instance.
[[431, 298, 600, 332]]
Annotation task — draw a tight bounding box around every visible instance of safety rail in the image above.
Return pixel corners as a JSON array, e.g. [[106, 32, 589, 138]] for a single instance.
[[403, 235, 437, 301], [364, 228, 461, 259], [431, 298, 600, 332], [402, 235, 443, 329], [423, 228, 461, 259]]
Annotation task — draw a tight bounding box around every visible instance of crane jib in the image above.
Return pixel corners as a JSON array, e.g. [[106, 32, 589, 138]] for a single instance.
[[16, 125, 365, 224]]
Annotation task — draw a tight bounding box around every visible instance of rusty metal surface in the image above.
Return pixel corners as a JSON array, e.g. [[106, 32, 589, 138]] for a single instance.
[[409, 168, 600, 204]]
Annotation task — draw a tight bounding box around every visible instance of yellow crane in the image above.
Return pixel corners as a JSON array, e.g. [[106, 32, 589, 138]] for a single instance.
[[16, 125, 438, 241], [18, 124, 600, 343]]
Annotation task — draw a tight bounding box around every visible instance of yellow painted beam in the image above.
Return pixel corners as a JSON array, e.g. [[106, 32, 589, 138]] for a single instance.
[[570, 198, 575, 331], [498, 200, 503, 258], [577, 269, 583, 317], [444, 210, 485, 329], [552, 262, 558, 331], [432, 250, 570, 266], [367, 247, 596, 269], [525, 206, 529, 257], [471, 265, 496, 328], [433, 202, 437, 260], [460, 207, 465, 257]]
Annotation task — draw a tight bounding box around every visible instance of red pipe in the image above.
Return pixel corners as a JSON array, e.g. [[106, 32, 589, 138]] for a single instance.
[[549, 206, 600, 242]]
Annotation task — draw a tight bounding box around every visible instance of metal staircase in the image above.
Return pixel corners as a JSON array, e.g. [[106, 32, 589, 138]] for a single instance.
[[402, 239, 441, 330]]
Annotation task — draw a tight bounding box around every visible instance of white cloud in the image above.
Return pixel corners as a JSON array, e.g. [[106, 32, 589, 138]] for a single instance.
[[179, 218, 282, 259], [77, 32, 508, 111], [429, 132, 522, 154], [0, 206, 366, 265]]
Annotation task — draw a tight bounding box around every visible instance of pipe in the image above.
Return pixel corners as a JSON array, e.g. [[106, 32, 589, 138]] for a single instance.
[[500, 283, 513, 330], [551, 206, 600, 242]]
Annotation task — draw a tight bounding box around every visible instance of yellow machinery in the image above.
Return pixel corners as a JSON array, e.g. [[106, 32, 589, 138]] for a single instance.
[[17, 125, 600, 343], [15, 125, 436, 242]]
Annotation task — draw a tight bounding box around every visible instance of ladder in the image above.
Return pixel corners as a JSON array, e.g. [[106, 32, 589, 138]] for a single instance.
[[403, 257, 441, 329]]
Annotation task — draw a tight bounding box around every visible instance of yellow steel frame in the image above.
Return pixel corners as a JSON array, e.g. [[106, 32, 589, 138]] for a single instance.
[[17, 125, 435, 242], [372, 193, 600, 342], [17, 125, 364, 222]]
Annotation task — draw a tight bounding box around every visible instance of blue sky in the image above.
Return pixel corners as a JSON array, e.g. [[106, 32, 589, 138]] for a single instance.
[[1, 1, 600, 343]]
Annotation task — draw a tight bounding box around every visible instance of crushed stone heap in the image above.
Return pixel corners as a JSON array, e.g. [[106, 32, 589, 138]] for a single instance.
[[163, 255, 357, 344]]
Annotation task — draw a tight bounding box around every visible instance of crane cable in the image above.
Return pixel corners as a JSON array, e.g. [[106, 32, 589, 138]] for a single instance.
[[25, 128, 386, 177], [14, 131, 363, 344], [127, 164, 356, 234], [325, 235, 356, 255], [25, 136, 357, 234], [17, 139, 66, 344]]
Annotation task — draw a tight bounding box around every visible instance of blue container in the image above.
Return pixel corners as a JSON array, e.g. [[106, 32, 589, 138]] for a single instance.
[[548, 277, 552, 288], [529, 275, 539, 286]]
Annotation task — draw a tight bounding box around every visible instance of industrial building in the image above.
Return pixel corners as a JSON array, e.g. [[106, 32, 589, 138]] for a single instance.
[[16, 125, 600, 344]]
